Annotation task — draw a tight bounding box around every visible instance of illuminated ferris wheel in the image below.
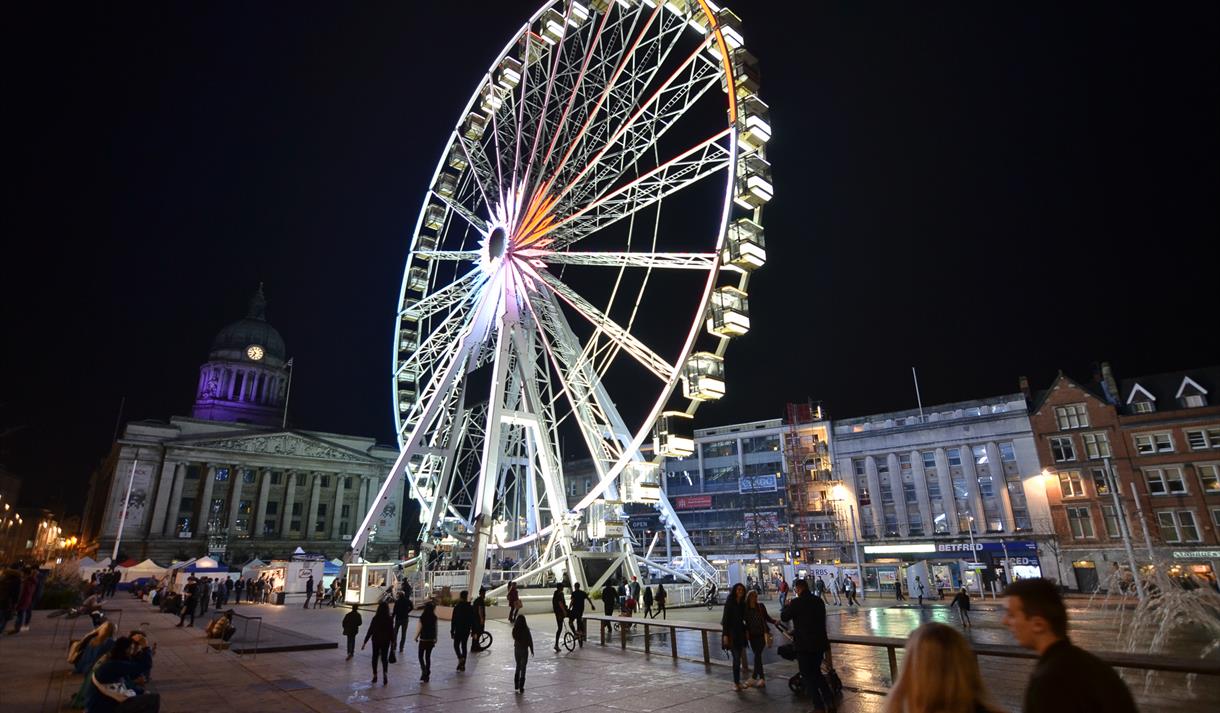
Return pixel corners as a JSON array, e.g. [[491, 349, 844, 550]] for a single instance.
[[352, 0, 770, 595]]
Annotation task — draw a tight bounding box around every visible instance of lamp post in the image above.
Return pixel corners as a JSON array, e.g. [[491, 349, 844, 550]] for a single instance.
[[832, 484, 865, 600], [963, 512, 983, 596]]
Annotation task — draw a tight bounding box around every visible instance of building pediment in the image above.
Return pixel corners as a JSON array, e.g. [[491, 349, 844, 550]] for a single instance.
[[172, 431, 384, 466]]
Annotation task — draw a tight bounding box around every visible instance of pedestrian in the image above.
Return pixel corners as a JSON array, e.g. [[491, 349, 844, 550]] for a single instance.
[[915, 576, 926, 606], [342, 604, 362, 660], [894, 578, 906, 602], [512, 614, 534, 693], [779, 578, 789, 606], [744, 589, 777, 688], [1002, 578, 1137, 713], [507, 581, 522, 623], [568, 582, 588, 646], [815, 576, 828, 604], [176, 578, 198, 627], [844, 577, 859, 607], [362, 601, 393, 685], [393, 590, 414, 653], [471, 587, 488, 651], [416, 600, 438, 682], [655, 582, 667, 619], [828, 576, 841, 606], [450, 590, 474, 671], [551, 583, 568, 652], [720, 582, 749, 691], [11, 567, 37, 633], [950, 587, 972, 627], [234, 577, 245, 604], [315, 585, 326, 609], [781, 579, 836, 711], [304, 575, 314, 609], [883, 622, 1002, 713], [629, 576, 641, 602], [601, 579, 617, 634], [642, 585, 654, 618], [0, 565, 21, 633]]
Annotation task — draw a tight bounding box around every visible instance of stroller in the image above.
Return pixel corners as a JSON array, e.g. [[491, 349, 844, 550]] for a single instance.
[[774, 623, 844, 697]]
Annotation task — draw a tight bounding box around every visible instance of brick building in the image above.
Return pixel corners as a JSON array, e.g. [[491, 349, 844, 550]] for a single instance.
[[1027, 363, 1220, 592]]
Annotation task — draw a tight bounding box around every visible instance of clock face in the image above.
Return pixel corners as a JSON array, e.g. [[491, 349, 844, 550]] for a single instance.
[[246, 344, 265, 361]]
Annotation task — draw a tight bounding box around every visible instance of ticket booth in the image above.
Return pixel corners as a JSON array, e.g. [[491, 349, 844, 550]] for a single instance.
[[344, 562, 398, 605]]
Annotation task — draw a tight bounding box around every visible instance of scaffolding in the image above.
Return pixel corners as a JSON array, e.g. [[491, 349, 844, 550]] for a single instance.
[[784, 402, 847, 563]]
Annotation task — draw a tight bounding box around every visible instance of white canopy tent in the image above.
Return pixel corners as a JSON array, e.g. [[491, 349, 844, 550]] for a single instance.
[[240, 558, 267, 580], [119, 558, 168, 583]]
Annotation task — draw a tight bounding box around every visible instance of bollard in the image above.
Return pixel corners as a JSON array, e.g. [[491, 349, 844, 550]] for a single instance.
[[670, 626, 678, 659], [701, 630, 710, 664], [620, 621, 628, 649], [644, 623, 650, 654], [887, 645, 898, 682]]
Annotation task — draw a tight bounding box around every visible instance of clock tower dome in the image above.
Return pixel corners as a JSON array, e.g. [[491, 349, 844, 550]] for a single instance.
[[192, 284, 290, 426]]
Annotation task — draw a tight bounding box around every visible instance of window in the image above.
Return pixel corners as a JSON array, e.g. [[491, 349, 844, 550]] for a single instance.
[[1144, 467, 1188, 495], [318, 504, 328, 518], [1066, 507, 1094, 538], [1213, 508, 1220, 530], [1198, 464, 1220, 494], [1131, 400, 1155, 414], [345, 476, 354, 488], [1082, 432, 1111, 459], [238, 499, 252, 515], [263, 520, 277, 536], [853, 459, 867, 476], [1101, 505, 1120, 538], [296, 473, 306, 486], [1186, 428, 1220, 450], [1058, 470, 1086, 497], [972, 445, 989, 469], [1090, 468, 1111, 496], [270, 472, 282, 485], [292, 502, 303, 516], [215, 468, 230, 481], [320, 475, 330, 489], [1134, 433, 1174, 455], [742, 435, 780, 453], [899, 453, 912, 472], [876, 459, 890, 476], [242, 469, 256, 484], [178, 497, 195, 514], [568, 480, 578, 496], [1157, 510, 1201, 543], [1184, 394, 1207, 408], [290, 520, 301, 531], [1050, 437, 1076, 463], [265, 501, 278, 515], [1055, 403, 1089, 430], [185, 466, 201, 480], [999, 442, 1017, 463], [341, 504, 351, 518], [947, 448, 962, 466], [921, 451, 937, 470], [702, 439, 737, 459]]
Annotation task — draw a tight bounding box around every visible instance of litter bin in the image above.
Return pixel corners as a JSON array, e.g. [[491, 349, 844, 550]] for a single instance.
[[274, 591, 286, 606]]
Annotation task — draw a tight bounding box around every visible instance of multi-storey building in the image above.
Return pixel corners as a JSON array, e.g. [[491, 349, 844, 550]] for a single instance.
[[1030, 363, 1220, 591], [833, 395, 1054, 594]]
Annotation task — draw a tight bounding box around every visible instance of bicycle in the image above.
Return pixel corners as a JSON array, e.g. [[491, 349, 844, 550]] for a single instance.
[[559, 618, 583, 652], [473, 629, 493, 651], [704, 591, 719, 610]]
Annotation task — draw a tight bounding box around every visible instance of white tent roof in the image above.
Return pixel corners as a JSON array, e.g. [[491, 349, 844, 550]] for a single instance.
[[120, 559, 168, 581]]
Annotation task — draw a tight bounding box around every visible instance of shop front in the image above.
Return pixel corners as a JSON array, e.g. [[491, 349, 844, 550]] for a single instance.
[[1170, 548, 1220, 590], [861, 540, 1043, 595]]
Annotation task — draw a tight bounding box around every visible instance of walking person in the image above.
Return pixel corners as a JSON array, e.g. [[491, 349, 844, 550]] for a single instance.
[[362, 601, 393, 685], [512, 614, 534, 693], [883, 622, 1002, 713], [450, 590, 474, 671], [815, 576, 828, 604], [304, 575, 314, 609], [642, 585, 654, 619], [234, 577, 245, 604], [342, 604, 362, 660], [550, 583, 568, 652], [744, 590, 777, 688], [844, 577, 860, 607], [11, 567, 37, 633], [950, 587, 972, 628], [1002, 578, 1137, 713], [415, 600, 438, 682], [894, 578, 906, 602], [507, 581, 522, 623], [654, 582, 667, 619], [393, 590, 414, 653], [176, 578, 198, 627], [471, 587, 488, 652], [720, 583, 749, 691], [568, 582, 588, 646], [915, 576, 926, 607], [779, 578, 789, 607], [828, 576, 841, 606], [781, 579, 836, 712], [601, 580, 617, 634]]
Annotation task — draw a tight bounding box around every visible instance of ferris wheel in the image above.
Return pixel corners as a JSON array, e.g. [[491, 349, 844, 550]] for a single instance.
[[352, 0, 770, 595]]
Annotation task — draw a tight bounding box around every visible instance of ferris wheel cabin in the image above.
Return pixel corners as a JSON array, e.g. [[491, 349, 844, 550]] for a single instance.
[[706, 285, 750, 338], [654, 410, 696, 458], [723, 217, 766, 271], [682, 352, 726, 401]]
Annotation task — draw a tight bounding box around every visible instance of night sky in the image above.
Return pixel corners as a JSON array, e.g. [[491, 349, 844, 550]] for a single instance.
[[5, 2, 1217, 515]]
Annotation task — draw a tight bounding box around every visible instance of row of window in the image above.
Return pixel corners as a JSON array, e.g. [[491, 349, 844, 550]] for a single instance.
[[175, 497, 354, 535], [1064, 504, 1219, 544], [852, 442, 1019, 478], [1058, 464, 1220, 498], [190, 467, 366, 490], [1056, 394, 1210, 427], [1048, 427, 1220, 463]]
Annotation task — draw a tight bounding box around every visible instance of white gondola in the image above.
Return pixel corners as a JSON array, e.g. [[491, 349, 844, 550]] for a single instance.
[[586, 499, 625, 539], [568, 1, 591, 25], [722, 217, 766, 271], [653, 410, 695, 457], [519, 31, 545, 65], [705, 285, 750, 338], [622, 462, 661, 503], [401, 298, 420, 322], [496, 56, 523, 90], [407, 265, 429, 293], [734, 154, 772, 209], [416, 232, 439, 252], [398, 326, 419, 352], [480, 85, 504, 115], [424, 203, 447, 230], [434, 171, 458, 199], [591, 0, 635, 12], [447, 144, 468, 173], [715, 9, 745, 50], [397, 384, 417, 412], [721, 48, 760, 101], [662, 0, 688, 16], [682, 352, 725, 401], [462, 112, 487, 141], [737, 95, 771, 152], [539, 9, 566, 45]]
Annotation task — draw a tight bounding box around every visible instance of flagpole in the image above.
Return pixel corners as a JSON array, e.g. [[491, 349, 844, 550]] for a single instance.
[[112, 457, 139, 561], [912, 367, 926, 423], [282, 358, 295, 429]]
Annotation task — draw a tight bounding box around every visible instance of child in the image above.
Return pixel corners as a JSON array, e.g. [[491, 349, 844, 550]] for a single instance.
[[512, 614, 534, 693]]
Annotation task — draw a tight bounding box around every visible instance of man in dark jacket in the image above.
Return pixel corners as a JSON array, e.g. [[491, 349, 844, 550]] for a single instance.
[[551, 583, 568, 652], [450, 590, 474, 671], [568, 583, 589, 646], [601, 580, 618, 635], [393, 591, 413, 653], [781, 579, 835, 711], [470, 588, 488, 651], [304, 575, 314, 609], [1003, 578, 1136, 713], [342, 605, 363, 660]]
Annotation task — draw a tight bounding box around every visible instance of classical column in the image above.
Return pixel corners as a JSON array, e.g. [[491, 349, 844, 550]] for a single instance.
[[281, 471, 298, 538], [959, 444, 987, 532], [331, 474, 346, 539], [226, 371, 236, 400], [909, 450, 934, 535], [149, 459, 178, 536], [226, 465, 244, 537], [864, 456, 885, 535], [357, 477, 369, 521], [161, 463, 188, 536], [306, 473, 323, 540], [253, 469, 272, 538], [986, 442, 1015, 532], [197, 466, 217, 537], [887, 453, 909, 535], [366, 476, 382, 518], [934, 448, 960, 535]]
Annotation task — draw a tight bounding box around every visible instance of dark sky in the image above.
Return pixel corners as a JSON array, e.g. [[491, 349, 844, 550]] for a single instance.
[[4, 2, 1217, 515]]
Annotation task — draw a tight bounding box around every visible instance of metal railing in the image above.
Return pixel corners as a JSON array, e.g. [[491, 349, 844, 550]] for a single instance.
[[204, 610, 262, 659]]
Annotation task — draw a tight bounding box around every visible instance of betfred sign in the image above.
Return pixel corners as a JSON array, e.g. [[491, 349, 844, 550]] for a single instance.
[[674, 495, 712, 510]]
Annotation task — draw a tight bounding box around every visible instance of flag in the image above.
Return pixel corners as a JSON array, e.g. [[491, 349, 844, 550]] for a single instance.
[[286, 358, 295, 368]]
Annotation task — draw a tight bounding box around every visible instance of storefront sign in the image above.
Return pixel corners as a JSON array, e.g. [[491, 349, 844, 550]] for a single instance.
[[674, 495, 712, 510], [864, 543, 936, 554], [1172, 550, 1220, 559], [739, 474, 778, 493], [935, 541, 1038, 554]]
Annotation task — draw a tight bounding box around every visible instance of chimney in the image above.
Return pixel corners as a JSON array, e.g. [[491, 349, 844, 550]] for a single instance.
[[1100, 362, 1119, 405], [1018, 376, 1032, 402]]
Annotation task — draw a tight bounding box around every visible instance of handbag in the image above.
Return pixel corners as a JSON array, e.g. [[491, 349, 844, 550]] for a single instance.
[[721, 634, 731, 650], [764, 631, 774, 648]]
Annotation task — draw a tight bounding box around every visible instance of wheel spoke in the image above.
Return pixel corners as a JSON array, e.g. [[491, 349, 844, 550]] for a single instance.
[[431, 189, 489, 235], [516, 250, 716, 270], [414, 250, 482, 263]]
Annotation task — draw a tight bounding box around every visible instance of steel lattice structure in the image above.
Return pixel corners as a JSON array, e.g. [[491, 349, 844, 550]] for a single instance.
[[352, 0, 771, 597]]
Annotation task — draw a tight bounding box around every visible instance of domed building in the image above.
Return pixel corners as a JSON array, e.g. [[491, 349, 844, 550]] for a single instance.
[[82, 286, 406, 567]]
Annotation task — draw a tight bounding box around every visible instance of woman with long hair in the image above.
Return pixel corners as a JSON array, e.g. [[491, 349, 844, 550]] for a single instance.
[[744, 589, 778, 687], [720, 582, 749, 691], [507, 581, 521, 623], [416, 600, 438, 682], [71, 620, 117, 675], [883, 622, 1003, 713], [511, 614, 534, 693], [362, 601, 394, 685]]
